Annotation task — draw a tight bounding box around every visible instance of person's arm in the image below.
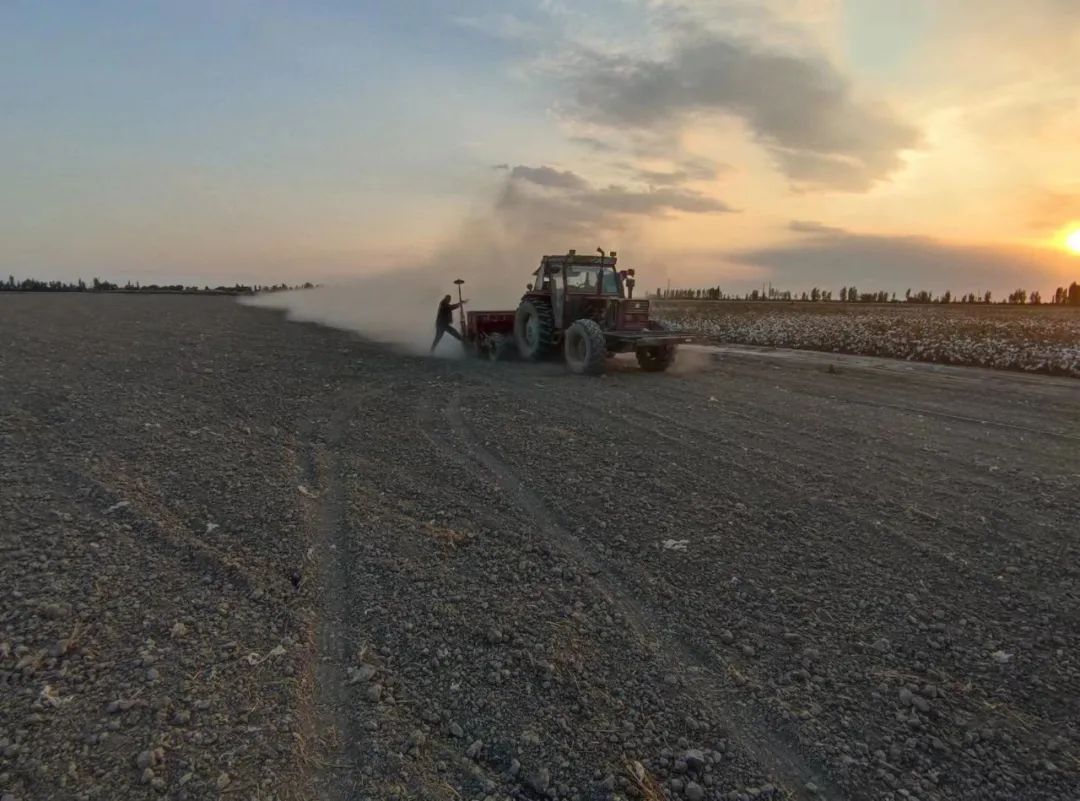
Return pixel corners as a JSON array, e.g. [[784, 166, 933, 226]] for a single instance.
[[449, 299, 469, 311]]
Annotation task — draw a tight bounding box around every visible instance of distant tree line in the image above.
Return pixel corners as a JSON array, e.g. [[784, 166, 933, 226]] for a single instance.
[[654, 281, 1080, 305], [1, 275, 318, 295]]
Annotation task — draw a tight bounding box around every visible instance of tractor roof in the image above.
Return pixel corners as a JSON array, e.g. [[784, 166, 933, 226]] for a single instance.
[[539, 253, 618, 268]]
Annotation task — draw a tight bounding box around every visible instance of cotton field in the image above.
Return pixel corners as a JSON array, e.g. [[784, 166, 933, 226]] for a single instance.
[[654, 301, 1080, 377]]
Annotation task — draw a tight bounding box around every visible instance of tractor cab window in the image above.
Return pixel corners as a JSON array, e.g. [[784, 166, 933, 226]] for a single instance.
[[533, 267, 556, 291], [566, 266, 619, 294]]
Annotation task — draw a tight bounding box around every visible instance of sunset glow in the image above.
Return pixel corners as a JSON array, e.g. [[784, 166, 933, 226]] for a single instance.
[[1066, 228, 1080, 255]]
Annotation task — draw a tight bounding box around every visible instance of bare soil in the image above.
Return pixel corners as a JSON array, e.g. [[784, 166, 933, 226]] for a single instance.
[[2, 294, 1078, 801]]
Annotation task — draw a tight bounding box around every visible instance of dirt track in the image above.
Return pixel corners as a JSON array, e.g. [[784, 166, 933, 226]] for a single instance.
[[2, 294, 1078, 801]]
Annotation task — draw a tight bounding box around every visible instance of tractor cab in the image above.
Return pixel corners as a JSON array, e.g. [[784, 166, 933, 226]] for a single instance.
[[527, 250, 631, 331]]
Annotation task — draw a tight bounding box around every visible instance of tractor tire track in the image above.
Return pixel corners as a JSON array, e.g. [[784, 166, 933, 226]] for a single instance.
[[439, 390, 851, 801], [300, 395, 365, 800]]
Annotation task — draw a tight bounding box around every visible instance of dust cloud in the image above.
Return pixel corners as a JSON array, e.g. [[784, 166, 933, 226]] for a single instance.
[[668, 345, 720, 374], [241, 265, 497, 357], [243, 175, 646, 356], [241, 236, 525, 357]]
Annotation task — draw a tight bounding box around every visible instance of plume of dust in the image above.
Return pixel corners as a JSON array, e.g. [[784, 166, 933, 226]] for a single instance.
[[242, 176, 651, 357], [668, 344, 721, 375]]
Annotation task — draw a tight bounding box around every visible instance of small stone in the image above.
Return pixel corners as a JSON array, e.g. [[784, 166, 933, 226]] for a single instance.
[[685, 781, 705, 801], [805, 782, 819, 795], [526, 767, 551, 794], [146, 668, 160, 682], [684, 748, 706, 771], [466, 740, 483, 759], [40, 603, 69, 620], [366, 684, 382, 702], [136, 750, 155, 769], [348, 664, 377, 684], [449, 721, 464, 738], [720, 629, 735, 644], [216, 773, 231, 790], [898, 688, 913, 706], [741, 644, 756, 658], [140, 767, 155, 785]]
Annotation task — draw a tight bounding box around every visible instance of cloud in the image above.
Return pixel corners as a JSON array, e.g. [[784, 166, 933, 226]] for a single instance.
[[583, 185, 734, 214], [558, 28, 920, 191], [730, 229, 1074, 294], [633, 168, 697, 187], [501, 164, 736, 225], [509, 165, 590, 190], [569, 136, 619, 153], [633, 156, 725, 187], [788, 220, 846, 235]]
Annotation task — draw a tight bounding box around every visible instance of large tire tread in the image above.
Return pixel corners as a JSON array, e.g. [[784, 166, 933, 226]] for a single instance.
[[514, 300, 556, 361], [564, 319, 607, 376]]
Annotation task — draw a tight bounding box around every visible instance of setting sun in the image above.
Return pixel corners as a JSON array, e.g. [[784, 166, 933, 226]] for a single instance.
[[1067, 227, 1080, 255]]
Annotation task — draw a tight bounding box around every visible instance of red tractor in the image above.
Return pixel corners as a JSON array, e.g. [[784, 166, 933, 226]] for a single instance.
[[462, 249, 693, 375]]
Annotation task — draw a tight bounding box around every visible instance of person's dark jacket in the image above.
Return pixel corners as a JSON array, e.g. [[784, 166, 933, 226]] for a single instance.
[[436, 299, 461, 328]]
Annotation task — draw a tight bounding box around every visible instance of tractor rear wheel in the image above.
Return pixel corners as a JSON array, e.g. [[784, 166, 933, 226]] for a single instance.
[[636, 345, 676, 372], [514, 300, 555, 361], [564, 319, 607, 376]]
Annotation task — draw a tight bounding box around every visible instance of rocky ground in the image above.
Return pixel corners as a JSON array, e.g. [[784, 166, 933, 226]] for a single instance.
[[2, 294, 1079, 801]]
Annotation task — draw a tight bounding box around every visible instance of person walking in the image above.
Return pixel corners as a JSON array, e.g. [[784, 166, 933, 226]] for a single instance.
[[430, 294, 467, 354]]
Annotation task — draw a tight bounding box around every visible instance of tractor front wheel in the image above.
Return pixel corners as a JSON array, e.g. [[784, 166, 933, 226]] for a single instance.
[[636, 345, 676, 372], [564, 319, 607, 376], [514, 300, 555, 361]]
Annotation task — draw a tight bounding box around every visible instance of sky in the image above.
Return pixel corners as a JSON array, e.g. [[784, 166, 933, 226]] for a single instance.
[[3, 0, 1080, 295]]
